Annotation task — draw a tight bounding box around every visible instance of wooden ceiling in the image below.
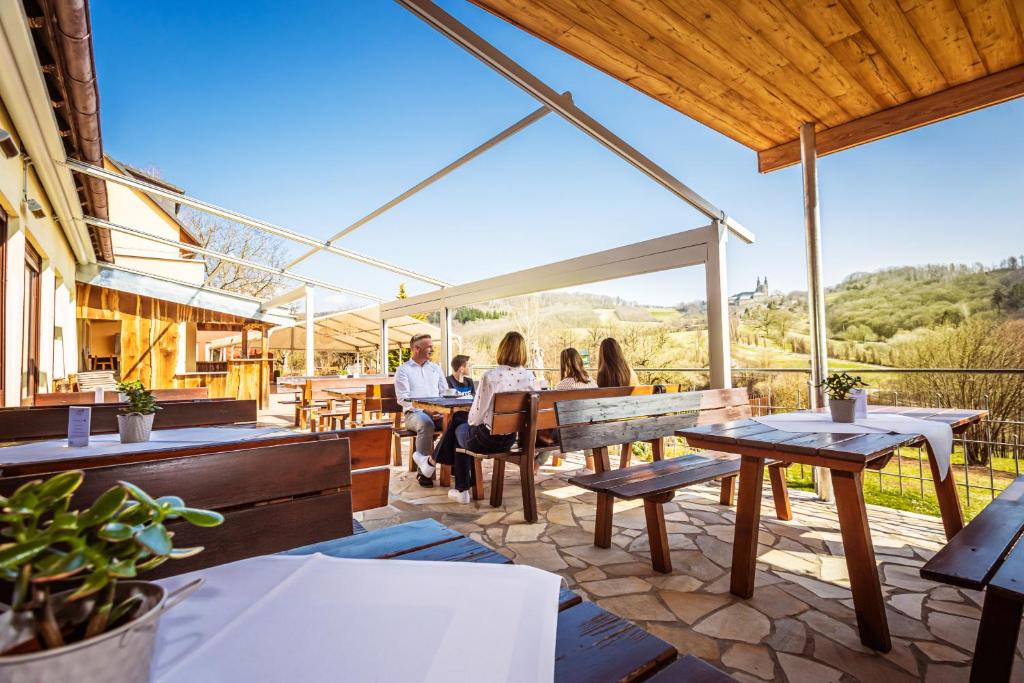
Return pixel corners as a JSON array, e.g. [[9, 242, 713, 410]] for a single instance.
[[470, 0, 1024, 172]]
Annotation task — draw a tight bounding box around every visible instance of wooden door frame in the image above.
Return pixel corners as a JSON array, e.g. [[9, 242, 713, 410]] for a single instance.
[[0, 207, 6, 406], [22, 240, 41, 403]]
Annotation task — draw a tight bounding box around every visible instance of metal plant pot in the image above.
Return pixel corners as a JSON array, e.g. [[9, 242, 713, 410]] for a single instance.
[[0, 579, 200, 683], [117, 413, 155, 444], [829, 398, 857, 423]]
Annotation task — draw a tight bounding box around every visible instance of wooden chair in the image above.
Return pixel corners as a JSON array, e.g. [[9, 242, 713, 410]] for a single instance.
[[0, 399, 258, 443], [556, 390, 792, 573], [921, 475, 1024, 682], [0, 434, 354, 579], [365, 382, 439, 470]]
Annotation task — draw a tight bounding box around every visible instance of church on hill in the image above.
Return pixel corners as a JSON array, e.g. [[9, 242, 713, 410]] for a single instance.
[[729, 276, 770, 306]]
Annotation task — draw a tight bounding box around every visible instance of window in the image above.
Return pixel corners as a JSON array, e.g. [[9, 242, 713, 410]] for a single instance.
[[21, 241, 41, 402]]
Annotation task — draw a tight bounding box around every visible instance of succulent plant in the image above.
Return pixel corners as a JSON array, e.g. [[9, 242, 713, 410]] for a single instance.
[[115, 380, 160, 416], [0, 471, 222, 652]]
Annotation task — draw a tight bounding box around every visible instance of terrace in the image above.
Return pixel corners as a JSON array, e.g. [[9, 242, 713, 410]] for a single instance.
[[1, 0, 1022, 681]]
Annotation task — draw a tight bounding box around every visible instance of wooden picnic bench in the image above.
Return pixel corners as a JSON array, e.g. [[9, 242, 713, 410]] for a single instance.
[[921, 474, 1024, 682], [280, 518, 735, 682], [0, 398, 258, 442], [33, 387, 210, 406], [557, 389, 791, 573]]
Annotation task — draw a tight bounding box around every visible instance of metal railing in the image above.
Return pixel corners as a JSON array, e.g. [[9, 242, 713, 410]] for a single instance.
[[476, 364, 1024, 515]]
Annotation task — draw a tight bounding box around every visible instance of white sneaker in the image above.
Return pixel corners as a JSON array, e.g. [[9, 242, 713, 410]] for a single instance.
[[412, 452, 436, 478], [447, 489, 472, 504]]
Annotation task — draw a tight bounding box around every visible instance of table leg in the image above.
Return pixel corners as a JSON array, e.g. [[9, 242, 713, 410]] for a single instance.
[[350, 397, 358, 424], [730, 455, 764, 598], [831, 469, 891, 652], [925, 441, 964, 539], [439, 410, 452, 487]]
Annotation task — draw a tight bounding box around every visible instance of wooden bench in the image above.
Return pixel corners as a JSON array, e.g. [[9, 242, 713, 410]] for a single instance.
[[365, 382, 440, 471], [0, 399, 258, 442], [33, 387, 210, 406], [921, 475, 1024, 682], [0, 434, 355, 579], [556, 390, 791, 573]]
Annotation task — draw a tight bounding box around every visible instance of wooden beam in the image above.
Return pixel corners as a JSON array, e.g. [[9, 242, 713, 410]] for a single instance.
[[758, 64, 1024, 172]]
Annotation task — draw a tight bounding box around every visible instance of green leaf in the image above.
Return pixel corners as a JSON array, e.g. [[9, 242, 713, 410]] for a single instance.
[[79, 486, 128, 528], [68, 570, 109, 601], [0, 538, 49, 568], [108, 595, 143, 628], [116, 502, 150, 525], [156, 496, 185, 510], [97, 522, 134, 542], [107, 559, 137, 579], [177, 508, 224, 528], [168, 546, 204, 559], [32, 549, 86, 581], [51, 511, 78, 531], [37, 471, 83, 501], [118, 481, 159, 509], [135, 525, 172, 556], [135, 555, 167, 573]]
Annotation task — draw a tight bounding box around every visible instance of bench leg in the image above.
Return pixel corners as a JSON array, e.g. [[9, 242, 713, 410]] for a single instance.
[[619, 443, 633, 469], [490, 459, 505, 507], [972, 591, 1023, 683], [391, 433, 403, 467], [521, 457, 538, 523], [585, 452, 595, 471], [440, 464, 452, 488], [719, 475, 736, 506], [651, 437, 665, 462], [768, 465, 793, 521], [644, 494, 673, 573], [595, 493, 614, 548], [471, 458, 485, 501], [407, 438, 417, 473]]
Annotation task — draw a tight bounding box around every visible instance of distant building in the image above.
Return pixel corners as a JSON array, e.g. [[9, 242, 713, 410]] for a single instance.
[[730, 276, 770, 306]]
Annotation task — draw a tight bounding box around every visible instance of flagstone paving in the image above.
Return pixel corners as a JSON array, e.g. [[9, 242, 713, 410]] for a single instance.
[[354, 452, 1024, 682]]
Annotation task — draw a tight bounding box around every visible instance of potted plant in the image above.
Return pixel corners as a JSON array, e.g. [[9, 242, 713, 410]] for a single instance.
[[820, 372, 867, 423], [0, 470, 223, 680], [115, 381, 160, 444]]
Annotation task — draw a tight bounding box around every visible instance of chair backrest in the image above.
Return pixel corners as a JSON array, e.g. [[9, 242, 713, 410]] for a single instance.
[[0, 434, 353, 578], [365, 382, 402, 415], [33, 387, 210, 407], [75, 370, 118, 391], [554, 388, 750, 453], [488, 385, 685, 436], [0, 399, 258, 442]]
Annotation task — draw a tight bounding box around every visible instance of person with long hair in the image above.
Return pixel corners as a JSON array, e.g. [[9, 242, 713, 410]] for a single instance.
[[429, 331, 539, 504], [596, 338, 638, 387], [555, 348, 597, 390]]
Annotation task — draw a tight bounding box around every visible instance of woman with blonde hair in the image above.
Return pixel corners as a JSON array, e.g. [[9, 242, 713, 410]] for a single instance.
[[555, 348, 597, 390], [429, 331, 539, 504], [596, 337, 638, 387]]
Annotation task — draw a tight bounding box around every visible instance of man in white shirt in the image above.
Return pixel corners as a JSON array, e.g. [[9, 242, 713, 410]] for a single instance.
[[393, 334, 448, 485]]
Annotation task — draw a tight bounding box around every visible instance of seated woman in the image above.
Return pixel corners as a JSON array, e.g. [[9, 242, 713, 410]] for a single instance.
[[431, 331, 538, 504], [555, 347, 597, 390], [596, 337, 639, 387], [447, 354, 475, 395]]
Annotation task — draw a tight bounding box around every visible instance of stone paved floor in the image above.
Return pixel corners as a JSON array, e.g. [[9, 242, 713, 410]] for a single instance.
[[358, 454, 1024, 683], [259, 397, 1015, 682]]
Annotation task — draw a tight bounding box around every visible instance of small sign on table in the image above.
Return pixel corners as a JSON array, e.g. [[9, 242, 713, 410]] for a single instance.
[[67, 406, 91, 447]]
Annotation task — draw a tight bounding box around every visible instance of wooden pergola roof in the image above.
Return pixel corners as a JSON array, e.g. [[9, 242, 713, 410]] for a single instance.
[[470, 0, 1024, 172]]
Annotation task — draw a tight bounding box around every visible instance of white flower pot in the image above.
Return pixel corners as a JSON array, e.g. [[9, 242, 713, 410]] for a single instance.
[[829, 399, 857, 423], [117, 413, 155, 444]]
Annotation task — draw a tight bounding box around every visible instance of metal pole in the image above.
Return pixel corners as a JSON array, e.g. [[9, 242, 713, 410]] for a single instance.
[[395, 0, 754, 245], [439, 307, 453, 371], [86, 216, 385, 302], [379, 316, 389, 376], [304, 287, 316, 377], [800, 123, 832, 502], [65, 160, 450, 287], [284, 103, 554, 270]]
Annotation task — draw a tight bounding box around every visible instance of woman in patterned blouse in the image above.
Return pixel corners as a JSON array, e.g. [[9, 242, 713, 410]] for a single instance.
[[555, 347, 597, 390]]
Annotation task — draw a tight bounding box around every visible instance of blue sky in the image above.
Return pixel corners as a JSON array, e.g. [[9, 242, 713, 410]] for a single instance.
[[91, 1, 1024, 310]]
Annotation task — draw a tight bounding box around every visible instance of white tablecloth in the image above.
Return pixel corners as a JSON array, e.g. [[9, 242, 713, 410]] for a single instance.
[[0, 426, 292, 465], [752, 412, 954, 480], [153, 554, 561, 682]]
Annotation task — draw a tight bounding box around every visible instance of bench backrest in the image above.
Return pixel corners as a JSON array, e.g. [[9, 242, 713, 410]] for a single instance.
[[33, 387, 210, 407], [489, 385, 688, 436], [365, 382, 402, 416], [554, 388, 751, 453], [0, 434, 353, 578], [0, 399, 258, 442]]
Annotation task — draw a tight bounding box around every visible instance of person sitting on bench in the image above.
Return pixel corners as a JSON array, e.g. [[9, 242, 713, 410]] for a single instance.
[[430, 332, 538, 504], [555, 347, 597, 390], [394, 333, 448, 486], [596, 337, 639, 387], [447, 354, 475, 395]]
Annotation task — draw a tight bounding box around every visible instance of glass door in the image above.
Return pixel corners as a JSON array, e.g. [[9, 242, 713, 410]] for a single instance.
[[21, 242, 41, 402]]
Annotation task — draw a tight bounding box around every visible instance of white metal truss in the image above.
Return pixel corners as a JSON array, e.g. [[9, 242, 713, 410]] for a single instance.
[[63, 158, 451, 287], [85, 216, 385, 302], [283, 101, 557, 270], [396, 0, 754, 244]]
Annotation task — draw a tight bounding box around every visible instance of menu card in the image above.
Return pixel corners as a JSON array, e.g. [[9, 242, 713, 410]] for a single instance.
[[67, 406, 91, 447]]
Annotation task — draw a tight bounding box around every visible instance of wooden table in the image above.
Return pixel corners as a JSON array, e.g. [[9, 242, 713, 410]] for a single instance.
[[324, 388, 367, 424], [410, 396, 473, 488], [282, 518, 705, 682], [677, 406, 986, 653], [0, 424, 292, 476]]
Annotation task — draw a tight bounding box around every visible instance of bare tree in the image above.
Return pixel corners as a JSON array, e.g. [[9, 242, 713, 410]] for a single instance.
[[180, 208, 288, 298]]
